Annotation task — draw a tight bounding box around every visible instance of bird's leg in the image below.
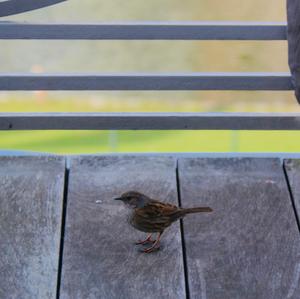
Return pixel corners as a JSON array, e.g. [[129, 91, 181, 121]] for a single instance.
[[135, 233, 155, 245], [143, 232, 162, 253]]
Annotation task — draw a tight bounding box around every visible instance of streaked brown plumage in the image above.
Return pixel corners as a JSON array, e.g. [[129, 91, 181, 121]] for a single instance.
[[114, 191, 212, 253]]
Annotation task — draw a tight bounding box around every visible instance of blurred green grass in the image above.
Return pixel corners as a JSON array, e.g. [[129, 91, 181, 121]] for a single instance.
[[0, 95, 300, 153], [1, 0, 300, 154], [1, 130, 300, 154]]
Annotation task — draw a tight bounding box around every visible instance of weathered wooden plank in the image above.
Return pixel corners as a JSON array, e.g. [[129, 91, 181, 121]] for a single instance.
[[0, 156, 66, 299], [287, 0, 300, 103], [60, 156, 185, 299], [178, 158, 300, 299], [284, 159, 300, 227], [0, 22, 287, 40], [0, 0, 66, 17], [0, 73, 292, 90], [1, 112, 300, 130]]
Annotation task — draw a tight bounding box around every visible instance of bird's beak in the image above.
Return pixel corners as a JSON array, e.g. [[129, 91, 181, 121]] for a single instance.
[[114, 197, 123, 201]]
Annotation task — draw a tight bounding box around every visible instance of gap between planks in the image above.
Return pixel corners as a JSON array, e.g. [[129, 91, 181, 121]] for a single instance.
[[283, 163, 300, 234], [176, 158, 190, 299], [56, 160, 70, 299]]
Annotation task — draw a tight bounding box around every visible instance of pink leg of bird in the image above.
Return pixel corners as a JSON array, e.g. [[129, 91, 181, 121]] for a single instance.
[[143, 232, 162, 253], [135, 233, 155, 245]]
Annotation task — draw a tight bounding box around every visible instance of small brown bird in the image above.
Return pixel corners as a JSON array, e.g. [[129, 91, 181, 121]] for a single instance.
[[114, 191, 212, 253]]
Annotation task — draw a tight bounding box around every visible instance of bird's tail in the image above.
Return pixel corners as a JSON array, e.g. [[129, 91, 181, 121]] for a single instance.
[[170, 206, 212, 221], [182, 207, 213, 214]]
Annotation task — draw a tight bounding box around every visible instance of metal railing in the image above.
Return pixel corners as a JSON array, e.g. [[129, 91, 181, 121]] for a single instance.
[[0, 0, 299, 131]]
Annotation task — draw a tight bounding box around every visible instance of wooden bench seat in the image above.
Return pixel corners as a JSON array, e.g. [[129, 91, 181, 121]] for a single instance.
[[1, 155, 299, 298]]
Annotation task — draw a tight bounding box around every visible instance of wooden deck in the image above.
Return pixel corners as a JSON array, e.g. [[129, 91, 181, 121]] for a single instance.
[[1, 155, 300, 299]]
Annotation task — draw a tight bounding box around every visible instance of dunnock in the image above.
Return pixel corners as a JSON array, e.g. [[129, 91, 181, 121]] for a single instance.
[[114, 191, 212, 253]]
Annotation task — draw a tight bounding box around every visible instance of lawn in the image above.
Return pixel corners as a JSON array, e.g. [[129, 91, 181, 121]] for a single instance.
[[1, 0, 299, 154], [0, 95, 299, 154], [0, 130, 300, 154]]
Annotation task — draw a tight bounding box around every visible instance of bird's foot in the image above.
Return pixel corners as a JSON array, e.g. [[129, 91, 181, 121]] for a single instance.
[[141, 245, 160, 253], [135, 239, 156, 245], [137, 232, 162, 253], [135, 234, 155, 245]]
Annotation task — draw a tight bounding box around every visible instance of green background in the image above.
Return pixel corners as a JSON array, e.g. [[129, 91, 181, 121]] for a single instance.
[[0, 0, 299, 153]]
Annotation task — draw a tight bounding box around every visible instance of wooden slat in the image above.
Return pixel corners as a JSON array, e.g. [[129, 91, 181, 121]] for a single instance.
[[60, 156, 185, 298], [0, 73, 292, 90], [284, 159, 300, 227], [0, 22, 287, 40], [0, 112, 300, 130], [178, 158, 300, 299], [0, 0, 66, 17], [0, 156, 65, 298]]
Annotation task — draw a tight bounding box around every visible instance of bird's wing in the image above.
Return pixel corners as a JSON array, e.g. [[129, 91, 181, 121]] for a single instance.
[[139, 200, 179, 217], [130, 200, 180, 232]]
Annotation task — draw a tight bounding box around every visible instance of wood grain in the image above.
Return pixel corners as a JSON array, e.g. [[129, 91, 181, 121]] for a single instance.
[[60, 156, 185, 299], [0, 156, 65, 299], [284, 159, 300, 227], [178, 158, 300, 299]]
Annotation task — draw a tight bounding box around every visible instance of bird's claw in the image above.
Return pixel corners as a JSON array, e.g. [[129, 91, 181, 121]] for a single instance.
[[135, 239, 156, 245], [140, 246, 160, 253]]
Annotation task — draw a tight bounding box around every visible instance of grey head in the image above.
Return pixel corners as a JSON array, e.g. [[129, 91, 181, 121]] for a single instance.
[[114, 191, 151, 209]]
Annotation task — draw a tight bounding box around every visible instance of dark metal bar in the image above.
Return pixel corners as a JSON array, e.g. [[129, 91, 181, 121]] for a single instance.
[[0, 113, 299, 130], [287, 0, 300, 103], [0, 73, 293, 90], [0, 22, 287, 40], [0, 0, 66, 17]]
